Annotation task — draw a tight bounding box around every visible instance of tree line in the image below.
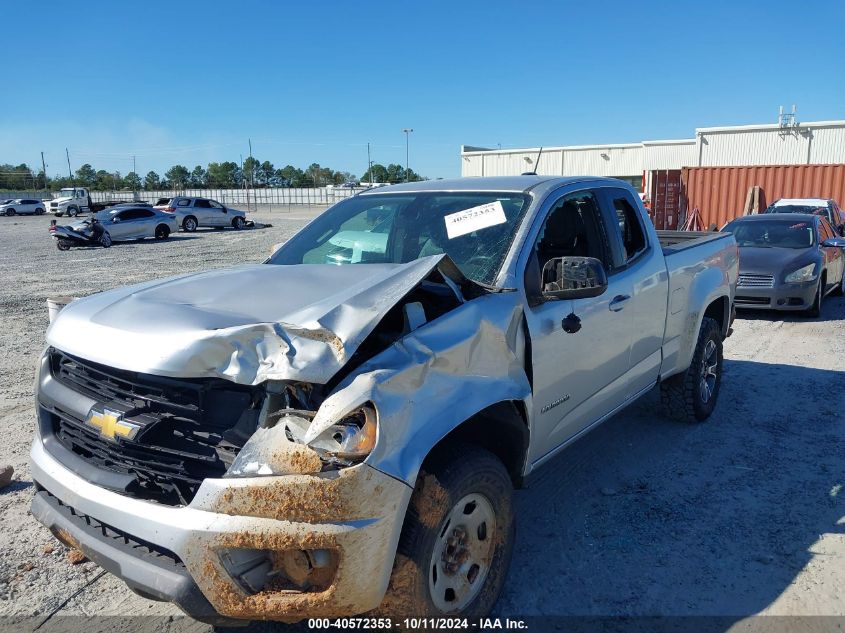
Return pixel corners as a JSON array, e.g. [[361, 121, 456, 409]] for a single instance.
[[0, 159, 425, 191]]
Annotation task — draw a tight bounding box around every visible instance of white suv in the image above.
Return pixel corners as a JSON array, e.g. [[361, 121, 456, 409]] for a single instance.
[[154, 196, 247, 232], [1, 198, 46, 216]]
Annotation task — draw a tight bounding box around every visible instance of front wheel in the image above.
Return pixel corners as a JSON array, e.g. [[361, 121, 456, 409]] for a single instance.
[[660, 316, 723, 423], [832, 272, 845, 297], [805, 278, 824, 318], [232, 216, 246, 230], [100, 232, 112, 248], [56, 239, 71, 251], [67, 206, 78, 217], [4, 208, 14, 216], [376, 444, 515, 619], [182, 216, 198, 232]]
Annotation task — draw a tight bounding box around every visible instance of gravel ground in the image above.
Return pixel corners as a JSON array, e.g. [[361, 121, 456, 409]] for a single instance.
[[0, 209, 843, 631]]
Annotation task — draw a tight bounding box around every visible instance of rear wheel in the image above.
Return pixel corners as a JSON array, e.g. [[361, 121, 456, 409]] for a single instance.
[[182, 216, 198, 232], [100, 232, 112, 248], [232, 216, 246, 230], [376, 444, 515, 619], [660, 316, 723, 423], [56, 239, 71, 251], [35, 207, 45, 215], [154, 224, 170, 240]]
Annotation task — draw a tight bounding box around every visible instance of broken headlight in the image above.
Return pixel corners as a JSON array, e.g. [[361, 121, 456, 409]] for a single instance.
[[285, 404, 378, 468]]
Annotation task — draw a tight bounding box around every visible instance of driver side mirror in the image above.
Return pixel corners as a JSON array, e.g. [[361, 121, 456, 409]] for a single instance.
[[822, 237, 845, 248], [112, 217, 120, 223], [541, 256, 608, 300]]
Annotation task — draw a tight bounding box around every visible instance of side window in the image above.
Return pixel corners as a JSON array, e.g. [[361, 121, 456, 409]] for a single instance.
[[528, 190, 612, 280], [209, 200, 225, 209], [194, 199, 211, 208], [177, 199, 191, 206], [607, 191, 647, 264], [138, 210, 155, 219], [819, 219, 834, 241]]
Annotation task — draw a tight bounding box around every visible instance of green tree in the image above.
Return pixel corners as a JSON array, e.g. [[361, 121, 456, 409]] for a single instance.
[[144, 171, 161, 191], [189, 165, 207, 188], [276, 165, 304, 187], [361, 163, 389, 184], [165, 165, 190, 190], [242, 157, 260, 186], [258, 160, 275, 187], [207, 161, 241, 187], [124, 171, 142, 191], [74, 164, 97, 186], [0, 163, 35, 189]]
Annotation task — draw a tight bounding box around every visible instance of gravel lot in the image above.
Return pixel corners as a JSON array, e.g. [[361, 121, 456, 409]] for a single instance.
[[0, 208, 843, 631]]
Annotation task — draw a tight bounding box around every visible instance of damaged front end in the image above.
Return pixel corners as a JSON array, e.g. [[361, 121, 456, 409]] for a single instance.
[[33, 253, 531, 620]]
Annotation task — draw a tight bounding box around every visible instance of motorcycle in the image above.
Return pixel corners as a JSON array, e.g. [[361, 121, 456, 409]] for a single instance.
[[49, 218, 112, 251]]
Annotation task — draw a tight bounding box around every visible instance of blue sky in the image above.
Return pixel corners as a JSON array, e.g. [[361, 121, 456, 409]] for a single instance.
[[2, 0, 843, 180]]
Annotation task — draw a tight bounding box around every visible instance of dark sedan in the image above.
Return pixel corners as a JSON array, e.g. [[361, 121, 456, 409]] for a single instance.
[[722, 213, 845, 317]]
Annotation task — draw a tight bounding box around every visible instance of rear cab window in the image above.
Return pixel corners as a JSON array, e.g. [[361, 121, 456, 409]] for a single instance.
[[599, 188, 648, 268]]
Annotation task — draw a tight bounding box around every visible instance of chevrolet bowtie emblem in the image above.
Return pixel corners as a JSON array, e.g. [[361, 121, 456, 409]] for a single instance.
[[86, 408, 140, 442]]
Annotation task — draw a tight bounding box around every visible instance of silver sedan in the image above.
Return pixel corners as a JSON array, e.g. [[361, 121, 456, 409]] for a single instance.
[[72, 206, 180, 242]]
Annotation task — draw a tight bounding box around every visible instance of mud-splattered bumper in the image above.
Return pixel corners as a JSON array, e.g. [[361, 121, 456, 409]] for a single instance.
[[30, 438, 412, 622]]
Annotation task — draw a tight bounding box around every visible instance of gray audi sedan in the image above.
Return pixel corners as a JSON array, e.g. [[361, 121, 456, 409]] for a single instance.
[[722, 213, 845, 317]]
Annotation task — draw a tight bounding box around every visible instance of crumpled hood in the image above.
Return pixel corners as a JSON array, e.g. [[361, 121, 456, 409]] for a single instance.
[[47, 255, 464, 385], [738, 246, 815, 276]]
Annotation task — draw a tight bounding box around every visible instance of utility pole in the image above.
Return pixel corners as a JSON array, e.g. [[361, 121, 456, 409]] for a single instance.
[[367, 142, 373, 185], [65, 148, 73, 180], [41, 152, 47, 194], [132, 155, 137, 198], [247, 138, 253, 212], [402, 128, 413, 182]]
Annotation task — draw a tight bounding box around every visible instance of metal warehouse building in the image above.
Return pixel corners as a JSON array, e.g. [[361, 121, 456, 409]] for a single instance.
[[461, 118, 845, 228]]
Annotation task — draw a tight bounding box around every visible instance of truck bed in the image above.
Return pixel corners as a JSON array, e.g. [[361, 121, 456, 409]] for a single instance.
[[657, 230, 731, 255]]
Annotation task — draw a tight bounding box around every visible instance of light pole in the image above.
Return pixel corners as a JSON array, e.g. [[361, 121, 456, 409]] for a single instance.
[[402, 128, 413, 182]]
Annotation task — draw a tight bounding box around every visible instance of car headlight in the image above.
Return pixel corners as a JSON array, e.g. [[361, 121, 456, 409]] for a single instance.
[[304, 405, 378, 464], [784, 263, 818, 283]]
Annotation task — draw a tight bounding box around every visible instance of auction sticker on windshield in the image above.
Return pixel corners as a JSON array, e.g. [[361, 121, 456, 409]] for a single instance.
[[444, 200, 507, 239]]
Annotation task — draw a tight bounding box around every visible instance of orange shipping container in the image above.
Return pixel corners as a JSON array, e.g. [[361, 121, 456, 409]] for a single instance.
[[684, 164, 845, 228]]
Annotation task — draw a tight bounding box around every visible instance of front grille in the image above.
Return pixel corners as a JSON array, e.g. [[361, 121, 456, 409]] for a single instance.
[[735, 295, 771, 305], [737, 273, 775, 288], [46, 348, 261, 505]]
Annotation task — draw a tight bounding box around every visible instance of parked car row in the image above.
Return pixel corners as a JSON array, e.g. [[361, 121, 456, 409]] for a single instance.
[[722, 202, 845, 317], [45, 198, 250, 250]]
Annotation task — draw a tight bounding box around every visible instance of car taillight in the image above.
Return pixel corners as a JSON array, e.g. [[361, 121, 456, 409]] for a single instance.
[[162, 206, 176, 213]]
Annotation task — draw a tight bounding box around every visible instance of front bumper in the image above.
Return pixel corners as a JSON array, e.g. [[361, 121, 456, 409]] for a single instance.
[[30, 438, 412, 622], [734, 279, 817, 311]]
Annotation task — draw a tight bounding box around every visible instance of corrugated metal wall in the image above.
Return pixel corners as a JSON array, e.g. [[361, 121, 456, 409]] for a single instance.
[[685, 164, 845, 228], [698, 129, 809, 166]]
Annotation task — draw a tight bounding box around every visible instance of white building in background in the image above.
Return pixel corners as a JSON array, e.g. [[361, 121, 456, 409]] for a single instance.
[[460, 119, 845, 193]]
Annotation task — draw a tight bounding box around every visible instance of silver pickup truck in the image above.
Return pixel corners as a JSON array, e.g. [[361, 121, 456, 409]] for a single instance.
[[30, 176, 738, 624]]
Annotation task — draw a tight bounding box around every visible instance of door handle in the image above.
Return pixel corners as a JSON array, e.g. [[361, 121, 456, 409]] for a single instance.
[[609, 294, 631, 312]]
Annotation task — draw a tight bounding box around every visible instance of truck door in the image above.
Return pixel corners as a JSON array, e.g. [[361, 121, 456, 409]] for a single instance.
[[523, 188, 635, 465], [597, 187, 668, 399]]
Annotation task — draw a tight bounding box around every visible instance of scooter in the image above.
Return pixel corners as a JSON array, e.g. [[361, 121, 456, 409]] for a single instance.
[[49, 218, 112, 251]]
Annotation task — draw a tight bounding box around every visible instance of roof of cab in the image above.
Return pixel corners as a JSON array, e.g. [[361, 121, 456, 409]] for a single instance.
[[358, 175, 624, 196]]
